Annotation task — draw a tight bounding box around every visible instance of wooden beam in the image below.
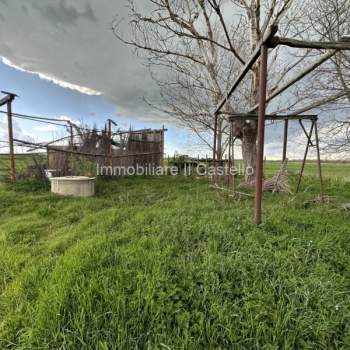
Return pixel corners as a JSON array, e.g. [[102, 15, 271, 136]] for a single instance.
[[14, 139, 163, 159], [108, 119, 113, 173]]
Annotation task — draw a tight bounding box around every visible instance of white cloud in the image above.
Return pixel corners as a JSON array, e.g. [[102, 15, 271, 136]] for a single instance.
[[0, 0, 161, 120], [33, 124, 58, 132], [1, 57, 102, 96]]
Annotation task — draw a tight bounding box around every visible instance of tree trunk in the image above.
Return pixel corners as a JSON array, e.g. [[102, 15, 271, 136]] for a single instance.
[[242, 123, 257, 182], [239, 0, 261, 182], [216, 118, 223, 162]]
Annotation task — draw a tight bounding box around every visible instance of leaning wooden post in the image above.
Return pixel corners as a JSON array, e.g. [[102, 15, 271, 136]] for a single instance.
[[7, 99, 16, 181], [282, 119, 289, 162], [161, 125, 165, 167], [68, 122, 75, 176], [69, 124, 74, 148], [314, 119, 324, 201], [255, 44, 269, 225], [108, 119, 113, 174]]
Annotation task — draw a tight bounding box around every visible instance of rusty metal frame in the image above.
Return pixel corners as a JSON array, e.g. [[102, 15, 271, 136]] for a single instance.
[[0, 91, 17, 181], [212, 25, 350, 225], [255, 44, 269, 224], [282, 119, 289, 162]]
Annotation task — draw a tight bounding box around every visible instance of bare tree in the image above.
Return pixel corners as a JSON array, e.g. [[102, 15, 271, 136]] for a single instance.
[[113, 0, 348, 179], [297, 0, 350, 155]]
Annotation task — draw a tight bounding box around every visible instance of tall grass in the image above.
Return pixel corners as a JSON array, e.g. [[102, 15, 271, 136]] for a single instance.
[[0, 176, 350, 349]]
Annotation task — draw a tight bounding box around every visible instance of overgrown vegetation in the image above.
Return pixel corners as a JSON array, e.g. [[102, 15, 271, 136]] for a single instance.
[[0, 173, 350, 349]]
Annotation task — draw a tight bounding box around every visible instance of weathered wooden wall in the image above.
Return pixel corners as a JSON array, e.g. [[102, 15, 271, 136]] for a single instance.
[[47, 129, 165, 176]]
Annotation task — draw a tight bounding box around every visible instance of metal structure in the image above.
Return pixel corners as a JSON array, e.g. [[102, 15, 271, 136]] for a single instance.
[[0, 105, 166, 179], [0, 91, 17, 181], [14, 126, 166, 177], [225, 114, 323, 197], [212, 25, 350, 225]]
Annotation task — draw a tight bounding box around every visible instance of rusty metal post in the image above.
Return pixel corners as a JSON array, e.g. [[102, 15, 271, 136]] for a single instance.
[[296, 120, 315, 193], [282, 119, 288, 162], [314, 120, 324, 200], [213, 113, 218, 184], [232, 137, 236, 194], [7, 100, 16, 181], [227, 121, 233, 189], [255, 44, 269, 225]]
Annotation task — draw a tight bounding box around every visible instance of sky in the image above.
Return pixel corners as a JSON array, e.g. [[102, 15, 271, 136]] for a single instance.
[[0, 0, 320, 159]]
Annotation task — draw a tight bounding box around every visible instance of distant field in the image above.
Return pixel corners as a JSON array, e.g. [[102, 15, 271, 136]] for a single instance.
[[0, 154, 46, 178], [1, 153, 350, 180], [1, 175, 350, 349], [265, 160, 350, 180]]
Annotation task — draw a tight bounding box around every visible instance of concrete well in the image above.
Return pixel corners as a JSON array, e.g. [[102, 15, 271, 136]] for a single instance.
[[50, 176, 96, 197]]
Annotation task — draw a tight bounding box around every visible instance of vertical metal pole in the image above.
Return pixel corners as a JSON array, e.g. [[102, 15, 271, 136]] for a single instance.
[[314, 120, 324, 200], [213, 113, 218, 184], [232, 137, 236, 193], [282, 119, 289, 162], [228, 122, 232, 189], [296, 121, 315, 193], [255, 44, 269, 225], [7, 100, 16, 181]]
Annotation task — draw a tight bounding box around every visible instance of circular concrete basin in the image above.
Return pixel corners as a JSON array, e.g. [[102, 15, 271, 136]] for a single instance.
[[50, 176, 96, 197]]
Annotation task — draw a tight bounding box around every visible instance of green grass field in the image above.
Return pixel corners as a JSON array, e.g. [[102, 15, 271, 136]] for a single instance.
[[2, 154, 350, 180], [264, 161, 350, 181], [0, 154, 46, 179], [1, 171, 350, 349]]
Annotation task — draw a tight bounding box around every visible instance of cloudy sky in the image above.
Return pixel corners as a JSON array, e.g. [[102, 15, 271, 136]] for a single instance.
[[0, 0, 317, 159]]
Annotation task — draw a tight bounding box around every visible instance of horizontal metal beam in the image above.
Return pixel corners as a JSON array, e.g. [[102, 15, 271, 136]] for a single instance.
[[248, 50, 336, 113], [214, 25, 278, 115], [270, 36, 350, 50], [227, 113, 318, 121], [289, 91, 348, 115], [214, 34, 349, 118]]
